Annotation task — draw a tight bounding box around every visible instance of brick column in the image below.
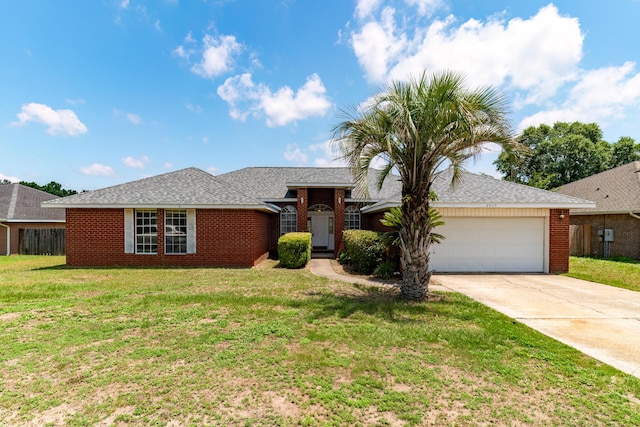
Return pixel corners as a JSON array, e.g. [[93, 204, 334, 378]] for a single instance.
[[549, 209, 569, 273], [334, 188, 345, 253], [297, 188, 308, 232]]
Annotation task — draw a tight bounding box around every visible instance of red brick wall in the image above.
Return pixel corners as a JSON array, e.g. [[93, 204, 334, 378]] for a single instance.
[[570, 214, 640, 259], [334, 189, 345, 252], [308, 188, 334, 209], [549, 209, 570, 273], [297, 188, 308, 232], [363, 211, 394, 233], [66, 208, 271, 267]]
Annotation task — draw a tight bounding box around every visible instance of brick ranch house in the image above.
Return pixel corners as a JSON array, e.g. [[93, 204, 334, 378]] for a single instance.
[[43, 166, 594, 273], [1, 183, 66, 255], [557, 161, 640, 259]]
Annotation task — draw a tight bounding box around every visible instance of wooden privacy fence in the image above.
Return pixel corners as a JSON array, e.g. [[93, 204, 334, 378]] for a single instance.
[[569, 224, 591, 256], [18, 228, 66, 255]]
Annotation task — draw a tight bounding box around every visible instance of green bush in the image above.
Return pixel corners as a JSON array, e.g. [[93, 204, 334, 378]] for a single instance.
[[277, 232, 312, 268], [374, 260, 397, 279], [343, 229, 383, 274], [337, 250, 350, 265]]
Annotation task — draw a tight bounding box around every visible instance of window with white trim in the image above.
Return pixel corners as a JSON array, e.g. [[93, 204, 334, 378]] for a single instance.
[[280, 205, 297, 234], [165, 210, 187, 254], [345, 205, 361, 230], [136, 210, 157, 254]]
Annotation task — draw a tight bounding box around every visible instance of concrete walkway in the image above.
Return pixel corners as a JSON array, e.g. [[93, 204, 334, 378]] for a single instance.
[[309, 258, 640, 378]]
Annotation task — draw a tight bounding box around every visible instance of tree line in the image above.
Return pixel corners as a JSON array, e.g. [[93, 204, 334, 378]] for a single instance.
[[0, 179, 77, 197], [495, 122, 640, 190]]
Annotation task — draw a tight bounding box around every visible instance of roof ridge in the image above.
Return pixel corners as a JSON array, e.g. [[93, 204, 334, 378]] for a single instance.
[[7, 183, 19, 219]]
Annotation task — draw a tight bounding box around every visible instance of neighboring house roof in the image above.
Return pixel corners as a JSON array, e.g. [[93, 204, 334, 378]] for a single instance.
[[556, 161, 640, 214], [362, 169, 595, 213], [0, 183, 65, 222], [218, 167, 401, 201], [42, 167, 278, 212]]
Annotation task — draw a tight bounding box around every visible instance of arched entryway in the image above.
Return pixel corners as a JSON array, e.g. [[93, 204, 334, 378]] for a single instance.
[[307, 204, 334, 251]]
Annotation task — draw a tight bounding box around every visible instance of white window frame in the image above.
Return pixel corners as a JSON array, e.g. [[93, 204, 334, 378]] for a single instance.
[[135, 209, 157, 254], [345, 205, 361, 230], [165, 209, 187, 254], [280, 205, 297, 234]]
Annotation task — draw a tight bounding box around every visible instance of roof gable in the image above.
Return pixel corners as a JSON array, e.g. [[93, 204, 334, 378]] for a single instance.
[[218, 167, 401, 200], [557, 161, 640, 213], [43, 168, 275, 211], [0, 184, 65, 221]]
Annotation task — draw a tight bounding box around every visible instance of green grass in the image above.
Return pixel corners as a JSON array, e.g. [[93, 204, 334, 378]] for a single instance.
[[1, 255, 639, 426], [567, 256, 640, 292]]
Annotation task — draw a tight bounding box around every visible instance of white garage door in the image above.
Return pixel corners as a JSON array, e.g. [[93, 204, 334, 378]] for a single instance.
[[430, 217, 544, 272]]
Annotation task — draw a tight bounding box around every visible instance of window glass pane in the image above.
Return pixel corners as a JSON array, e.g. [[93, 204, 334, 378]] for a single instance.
[[165, 210, 187, 254], [135, 210, 157, 253], [280, 205, 297, 234]]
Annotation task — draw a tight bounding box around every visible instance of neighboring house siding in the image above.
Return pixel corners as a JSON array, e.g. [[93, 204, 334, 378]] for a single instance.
[[570, 214, 640, 259], [0, 222, 66, 255], [549, 209, 570, 273], [66, 208, 270, 267]]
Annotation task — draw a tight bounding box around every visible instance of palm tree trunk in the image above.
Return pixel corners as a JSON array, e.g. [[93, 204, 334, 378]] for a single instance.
[[398, 207, 432, 300]]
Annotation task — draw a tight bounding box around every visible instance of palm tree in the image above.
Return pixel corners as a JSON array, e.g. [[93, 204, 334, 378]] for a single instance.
[[333, 71, 515, 300]]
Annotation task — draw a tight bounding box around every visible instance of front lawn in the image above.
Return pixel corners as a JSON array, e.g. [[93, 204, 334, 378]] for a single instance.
[[567, 256, 640, 292], [1, 256, 639, 426]]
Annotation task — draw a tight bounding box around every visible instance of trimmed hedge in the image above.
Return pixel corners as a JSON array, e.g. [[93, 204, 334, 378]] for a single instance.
[[343, 229, 383, 274], [278, 232, 312, 268]]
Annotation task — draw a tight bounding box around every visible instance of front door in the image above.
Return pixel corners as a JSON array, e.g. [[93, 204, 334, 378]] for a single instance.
[[311, 215, 329, 248]]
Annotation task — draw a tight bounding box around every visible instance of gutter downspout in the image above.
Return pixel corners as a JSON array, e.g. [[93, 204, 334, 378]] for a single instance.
[[0, 222, 9, 256], [630, 211, 640, 221]]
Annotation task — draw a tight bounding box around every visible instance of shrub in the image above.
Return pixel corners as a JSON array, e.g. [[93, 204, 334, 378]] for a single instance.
[[278, 232, 312, 268], [337, 250, 350, 265], [374, 260, 397, 279], [343, 229, 383, 274]]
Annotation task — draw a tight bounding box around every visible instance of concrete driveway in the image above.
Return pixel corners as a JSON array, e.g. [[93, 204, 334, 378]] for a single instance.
[[434, 274, 640, 378]]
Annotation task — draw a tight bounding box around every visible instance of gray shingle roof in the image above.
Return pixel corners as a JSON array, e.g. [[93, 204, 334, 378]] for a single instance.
[[0, 184, 65, 221], [556, 161, 640, 213], [363, 169, 595, 212], [43, 167, 275, 211], [217, 167, 401, 200]]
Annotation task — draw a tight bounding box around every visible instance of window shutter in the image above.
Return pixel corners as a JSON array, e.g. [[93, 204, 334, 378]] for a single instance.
[[186, 209, 196, 254], [124, 209, 134, 253]]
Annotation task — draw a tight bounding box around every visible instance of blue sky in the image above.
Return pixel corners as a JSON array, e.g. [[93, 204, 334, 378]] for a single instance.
[[1, 0, 640, 191]]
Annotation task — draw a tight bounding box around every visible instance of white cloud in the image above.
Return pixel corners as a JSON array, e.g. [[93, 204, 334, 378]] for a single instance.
[[185, 103, 203, 113], [163, 162, 173, 169], [122, 156, 150, 168], [350, 4, 583, 102], [154, 20, 162, 32], [0, 172, 20, 183], [217, 73, 332, 127], [519, 62, 640, 130], [120, 0, 130, 9], [191, 34, 243, 79], [284, 144, 308, 164], [405, 0, 444, 17], [80, 163, 115, 176], [356, 0, 382, 20], [66, 98, 85, 106], [126, 113, 142, 124], [309, 140, 345, 167], [202, 136, 209, 143], [14, 103, 88, 136], [207, 166, 217, 175]]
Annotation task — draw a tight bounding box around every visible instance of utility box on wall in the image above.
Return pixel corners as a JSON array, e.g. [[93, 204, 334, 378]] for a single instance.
[[598, 229, 614, 242]]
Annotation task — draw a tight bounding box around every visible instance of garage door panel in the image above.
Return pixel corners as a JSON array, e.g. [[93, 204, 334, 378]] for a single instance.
[[430, 217, 544, 272]]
